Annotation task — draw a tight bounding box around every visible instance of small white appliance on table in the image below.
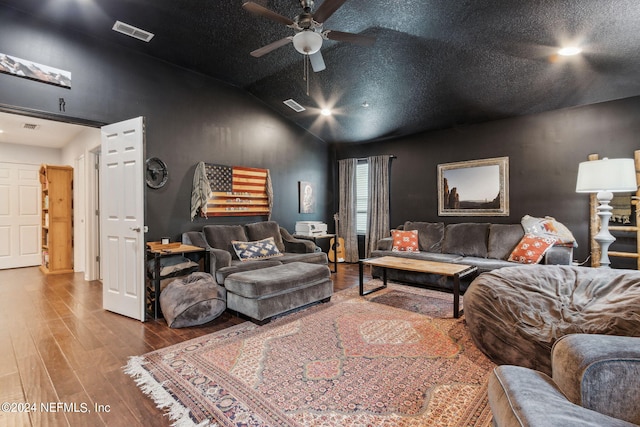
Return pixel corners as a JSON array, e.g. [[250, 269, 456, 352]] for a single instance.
[[295, 221, 328, 235], [294, 221, 337, 273]]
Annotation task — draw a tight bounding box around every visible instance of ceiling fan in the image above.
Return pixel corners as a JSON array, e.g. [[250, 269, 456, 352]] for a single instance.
[[242, 0, 375, 72]]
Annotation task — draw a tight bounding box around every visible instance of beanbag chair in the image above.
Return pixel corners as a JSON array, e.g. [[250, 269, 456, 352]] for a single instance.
[[159, 272, 226, 328]]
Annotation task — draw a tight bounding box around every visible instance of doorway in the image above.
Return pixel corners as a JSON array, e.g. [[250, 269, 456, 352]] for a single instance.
[[0, 107, 103, 278]]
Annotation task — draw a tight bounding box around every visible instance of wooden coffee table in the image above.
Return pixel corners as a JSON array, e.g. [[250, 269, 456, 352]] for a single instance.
[[359, 256, 478, 318]]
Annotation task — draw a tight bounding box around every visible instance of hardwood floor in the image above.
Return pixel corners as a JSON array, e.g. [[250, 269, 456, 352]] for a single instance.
[[0, 263, 369, 426]]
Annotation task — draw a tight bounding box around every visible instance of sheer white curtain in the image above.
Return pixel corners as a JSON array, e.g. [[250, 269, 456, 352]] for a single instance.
[[366, 155, 391, 258], [338, 158, 359, 262]]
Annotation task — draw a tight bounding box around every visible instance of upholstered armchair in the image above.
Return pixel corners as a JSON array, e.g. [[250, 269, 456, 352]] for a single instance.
[[488, 333, 640, 426]]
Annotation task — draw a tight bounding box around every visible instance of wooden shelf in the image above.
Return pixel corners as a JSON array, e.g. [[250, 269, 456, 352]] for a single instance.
[[608, 251, 639, 259], [39, 265, 73, 275], [609, 225, 638, 232], [39, 164, 74, 275]]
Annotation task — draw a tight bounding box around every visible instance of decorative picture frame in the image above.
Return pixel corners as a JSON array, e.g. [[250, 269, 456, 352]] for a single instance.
[[438, 156, 509, 216], [0, 53, 71, 88], [299, 181, 316, 214]]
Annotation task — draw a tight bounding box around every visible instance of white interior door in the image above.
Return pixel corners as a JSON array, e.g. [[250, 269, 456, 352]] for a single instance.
[[100, 117, 145, 321], [0, 162, 41, 269]]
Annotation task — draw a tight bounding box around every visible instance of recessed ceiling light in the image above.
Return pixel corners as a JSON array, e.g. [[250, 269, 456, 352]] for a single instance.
[[558, 47, 582, 56], [320, 109, 332, 116]]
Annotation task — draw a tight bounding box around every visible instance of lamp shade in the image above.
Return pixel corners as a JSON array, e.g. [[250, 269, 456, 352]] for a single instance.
[[292, 31, 323, 55], [575, 158, 637, 193]]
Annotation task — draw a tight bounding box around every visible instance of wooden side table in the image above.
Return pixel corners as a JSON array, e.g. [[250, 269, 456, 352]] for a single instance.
[[146, 243, 210, 319]]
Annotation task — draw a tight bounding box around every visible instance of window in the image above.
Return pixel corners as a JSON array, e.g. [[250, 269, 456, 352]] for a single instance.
[[355, 160, 369, 234]]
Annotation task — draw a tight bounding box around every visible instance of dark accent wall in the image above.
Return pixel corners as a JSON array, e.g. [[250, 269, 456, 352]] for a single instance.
[[4, 9, 640, 267], [0, 9, 330, 241], [333, 96, 640, 268]]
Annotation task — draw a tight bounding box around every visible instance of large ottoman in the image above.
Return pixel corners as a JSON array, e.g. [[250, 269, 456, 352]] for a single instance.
[[224, 261, 333, 324], [465, 265, 640, 375]]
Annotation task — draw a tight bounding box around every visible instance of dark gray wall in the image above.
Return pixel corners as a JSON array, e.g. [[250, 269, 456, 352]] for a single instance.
[[333, 96, 640, 268], [4, 8, 640, 267], [0, 9, 330, 241]]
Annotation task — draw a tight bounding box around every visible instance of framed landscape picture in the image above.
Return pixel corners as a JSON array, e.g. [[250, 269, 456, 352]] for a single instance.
[[438, 157, 509, 216]]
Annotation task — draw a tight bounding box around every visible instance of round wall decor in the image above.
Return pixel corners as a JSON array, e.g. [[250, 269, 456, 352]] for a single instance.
[[146, 157, 168, 189]]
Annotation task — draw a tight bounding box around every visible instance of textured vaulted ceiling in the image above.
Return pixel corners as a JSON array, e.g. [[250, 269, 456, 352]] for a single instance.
[[2, 0, 640, 144]]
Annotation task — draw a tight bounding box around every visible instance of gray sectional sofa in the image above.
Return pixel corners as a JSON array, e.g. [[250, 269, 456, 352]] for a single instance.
[[371, 221, 572, 292], [182, 221, 332, 324]]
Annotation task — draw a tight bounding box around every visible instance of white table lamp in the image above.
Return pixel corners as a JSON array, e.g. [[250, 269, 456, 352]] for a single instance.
[[576, 157, 638, 268]]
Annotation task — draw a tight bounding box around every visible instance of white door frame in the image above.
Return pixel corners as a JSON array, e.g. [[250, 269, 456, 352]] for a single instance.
[[0, 107, 105, 277], [74, 154, 86, 273], [85, 145, 101, 281]]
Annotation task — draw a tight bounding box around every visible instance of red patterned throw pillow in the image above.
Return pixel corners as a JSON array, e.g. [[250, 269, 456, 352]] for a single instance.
[[508, 233, 557, 264], [391, 229, 419, 252]]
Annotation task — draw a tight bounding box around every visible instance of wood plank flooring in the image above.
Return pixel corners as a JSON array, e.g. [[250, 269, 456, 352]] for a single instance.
[[0, 263, 367, 426]]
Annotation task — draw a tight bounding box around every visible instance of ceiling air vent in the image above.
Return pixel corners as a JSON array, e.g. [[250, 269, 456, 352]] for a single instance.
[[112, 20, 154, 42], [283, 99, 306, 113], [22, 123, 40, 130]]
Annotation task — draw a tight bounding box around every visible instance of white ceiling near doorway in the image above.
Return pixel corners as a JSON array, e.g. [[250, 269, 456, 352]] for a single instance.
[[0, 111, 88, 148]]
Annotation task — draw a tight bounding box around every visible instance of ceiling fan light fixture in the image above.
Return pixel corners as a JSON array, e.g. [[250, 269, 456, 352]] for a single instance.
[[293, 31, 323, 55]]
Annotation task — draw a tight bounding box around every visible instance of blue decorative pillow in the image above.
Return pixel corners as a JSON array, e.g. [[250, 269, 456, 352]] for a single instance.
[[232, 237, 283, 262]]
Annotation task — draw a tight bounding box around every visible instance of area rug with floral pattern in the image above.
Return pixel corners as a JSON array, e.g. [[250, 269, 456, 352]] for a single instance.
[[125, 283, 494, 427], [345, 279, 463, 319]]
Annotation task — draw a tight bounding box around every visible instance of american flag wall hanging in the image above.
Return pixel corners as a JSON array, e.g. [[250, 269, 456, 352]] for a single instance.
[[204, 164, 271, 217]]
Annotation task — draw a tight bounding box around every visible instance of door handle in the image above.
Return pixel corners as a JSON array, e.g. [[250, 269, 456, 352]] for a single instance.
[[130, 226, 141, 232]]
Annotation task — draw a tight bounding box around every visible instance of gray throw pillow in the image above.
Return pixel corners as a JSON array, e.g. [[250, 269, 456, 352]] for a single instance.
[[487, 224, 525, 260], [403, 221, 445, 253], [442, 223, 490, 257]]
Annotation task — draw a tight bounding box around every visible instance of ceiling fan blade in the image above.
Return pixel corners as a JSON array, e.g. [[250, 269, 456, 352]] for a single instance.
[[324, 30, 375, 46], [309, 51, 326, 72], [250, 37, 293, 57], [312, 0, 348, 23], [242, 2, 295, 26]]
